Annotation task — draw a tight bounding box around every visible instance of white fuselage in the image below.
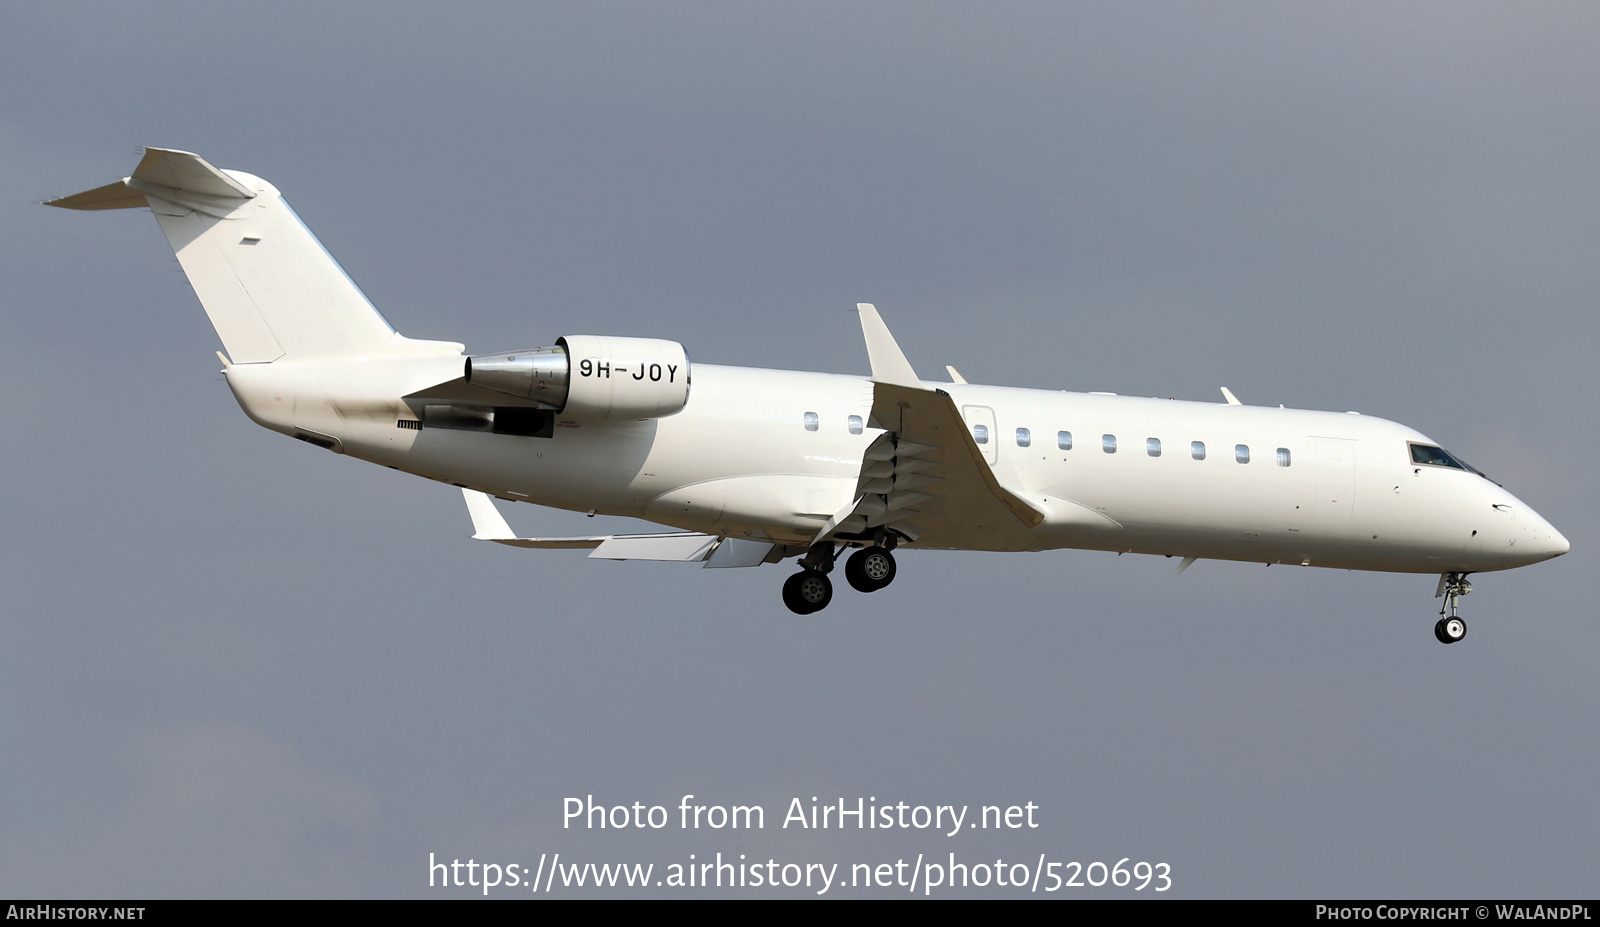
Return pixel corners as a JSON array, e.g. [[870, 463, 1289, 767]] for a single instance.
[[223, 352, 1568, 575], [47, 148, 1568, 590]]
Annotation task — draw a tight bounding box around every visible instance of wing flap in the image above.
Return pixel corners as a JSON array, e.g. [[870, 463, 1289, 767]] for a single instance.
[[704, 538, 777, 568], [869, 382, 1044, 536], [817, 304, 1047, 550], [589, 534, 719, 561]]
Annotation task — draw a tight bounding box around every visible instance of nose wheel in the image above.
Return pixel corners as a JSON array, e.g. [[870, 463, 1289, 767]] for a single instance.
[[1433, 572, 1472, 644]]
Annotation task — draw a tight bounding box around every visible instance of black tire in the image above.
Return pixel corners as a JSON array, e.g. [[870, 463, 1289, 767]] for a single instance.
[[782, 570, 832, 614], [845, 547, 897, 593], [797, 570, 832, 611], [782, 572, 814, 614], [1435, 617, 1467, 644]]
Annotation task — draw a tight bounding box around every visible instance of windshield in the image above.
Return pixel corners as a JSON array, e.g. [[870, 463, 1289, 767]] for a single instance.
[[1408, 442, 1494, 482]]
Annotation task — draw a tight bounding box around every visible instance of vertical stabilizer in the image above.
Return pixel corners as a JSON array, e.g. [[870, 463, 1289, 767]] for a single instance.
[[48, 148, 403, 363]]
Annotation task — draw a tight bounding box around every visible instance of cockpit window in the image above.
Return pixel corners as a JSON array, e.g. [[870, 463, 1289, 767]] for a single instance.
[[1409, 443, 1467, 470], [1408, 442, 1494, 482]]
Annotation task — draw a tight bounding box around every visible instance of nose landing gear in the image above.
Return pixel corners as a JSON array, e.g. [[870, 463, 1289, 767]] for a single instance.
[[1433, 572, 1472, 644]]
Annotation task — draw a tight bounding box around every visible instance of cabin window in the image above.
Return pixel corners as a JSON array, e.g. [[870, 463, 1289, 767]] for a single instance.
[[1191, 441, 1206, 460], [1235, 444, 1250, 464], [1277, 447, 1291, 467], [804, 412, 819, 432], [1103, 434, 1117, 454], [1016, 427, 1031, 448], [973, 424, 989, 444], [847, 414, 864, 435], [1147, 437, 1161, 457], [1058, 431, 1073, 451]]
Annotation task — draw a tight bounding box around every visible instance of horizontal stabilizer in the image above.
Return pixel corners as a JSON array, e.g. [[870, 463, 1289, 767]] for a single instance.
[[129, 148, 255, 199], [45, 148, 255, 212], [45, 180, 148, 211]]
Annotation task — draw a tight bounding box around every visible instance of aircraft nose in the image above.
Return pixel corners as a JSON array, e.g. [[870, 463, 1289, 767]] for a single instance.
[[1526, 511, 1570, 560]]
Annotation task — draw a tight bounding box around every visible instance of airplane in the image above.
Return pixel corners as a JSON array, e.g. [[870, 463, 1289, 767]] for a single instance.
[[47, 148, 1570, 643]]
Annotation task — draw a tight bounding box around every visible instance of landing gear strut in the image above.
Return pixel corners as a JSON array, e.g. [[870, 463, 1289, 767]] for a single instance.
[[1433, 572, 1472, 644]]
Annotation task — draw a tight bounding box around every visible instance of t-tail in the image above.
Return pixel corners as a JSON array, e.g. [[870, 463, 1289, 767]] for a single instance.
[[48, 147, 467, 456], [46, 147, 434, 362]]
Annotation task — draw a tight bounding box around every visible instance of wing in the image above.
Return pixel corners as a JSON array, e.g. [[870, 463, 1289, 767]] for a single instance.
[[816, 306, 1043, 551], [460, 490, 775, 566]]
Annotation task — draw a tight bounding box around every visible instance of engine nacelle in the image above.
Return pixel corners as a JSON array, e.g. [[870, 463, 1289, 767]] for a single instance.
[[464, 335, 690, 421]]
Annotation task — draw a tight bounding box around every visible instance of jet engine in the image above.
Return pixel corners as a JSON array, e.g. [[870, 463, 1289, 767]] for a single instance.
[[465, 335, 690, 421]]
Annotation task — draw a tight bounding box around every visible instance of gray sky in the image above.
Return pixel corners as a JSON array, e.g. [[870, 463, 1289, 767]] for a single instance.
[[2, 3, 1596, 898]]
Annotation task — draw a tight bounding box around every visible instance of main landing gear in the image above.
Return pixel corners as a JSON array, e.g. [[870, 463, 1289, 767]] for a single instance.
[[782, 569, 833, 615], [1433, 572, 1472, 644], [844, 546, 896, 593], [781, 540, 898, 614]]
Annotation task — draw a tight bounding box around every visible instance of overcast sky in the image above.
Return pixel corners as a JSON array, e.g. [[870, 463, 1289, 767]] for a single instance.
[[2, 3, 1596, 898]]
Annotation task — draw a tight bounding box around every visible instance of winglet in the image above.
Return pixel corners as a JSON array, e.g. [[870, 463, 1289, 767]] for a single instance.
[[1220, 387, 1242, 406], [945, 365, 968, 384], [462, 488, 516, 540], [856, 303, 921, 388]]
